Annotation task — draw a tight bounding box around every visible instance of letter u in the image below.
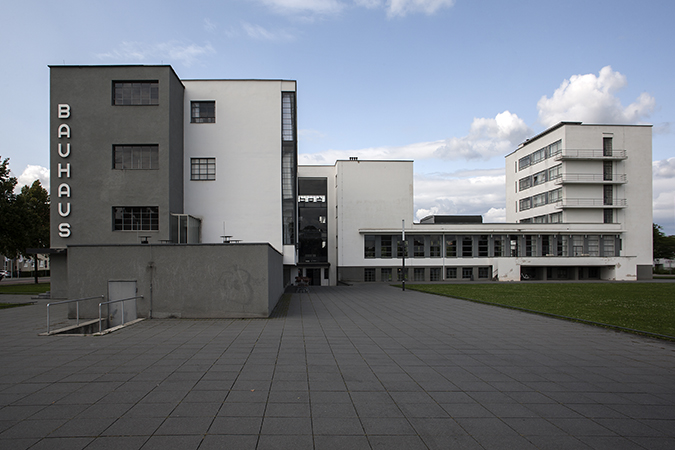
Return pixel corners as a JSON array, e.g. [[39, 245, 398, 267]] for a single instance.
[[58, 202, 71, 217]]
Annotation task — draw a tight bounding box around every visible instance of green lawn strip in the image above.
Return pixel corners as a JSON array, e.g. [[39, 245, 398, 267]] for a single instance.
[[0, 283, 51, 295], [405, 283, 675, 339], [0, 302, 34, 309]]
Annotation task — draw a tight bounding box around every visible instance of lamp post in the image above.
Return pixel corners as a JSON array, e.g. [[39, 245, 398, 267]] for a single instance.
[[402, 219, 406, 291]]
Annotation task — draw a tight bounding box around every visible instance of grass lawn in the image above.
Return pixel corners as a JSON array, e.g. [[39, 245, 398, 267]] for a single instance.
[[0, 283, 50, 295], [0, 303, 33, 309], [405, 283, 675, 339]]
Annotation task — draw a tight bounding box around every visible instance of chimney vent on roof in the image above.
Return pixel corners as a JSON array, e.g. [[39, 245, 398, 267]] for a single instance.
[[349, 156, 358, 161]]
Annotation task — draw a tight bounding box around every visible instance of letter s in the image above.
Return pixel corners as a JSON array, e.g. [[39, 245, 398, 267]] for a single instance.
[[58, 223, 71, 238]]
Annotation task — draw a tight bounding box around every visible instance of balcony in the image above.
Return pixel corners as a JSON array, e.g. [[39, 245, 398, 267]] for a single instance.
[[554, 149, 627, 160], [554, 173, 627, 185], [555, 198, 627, 209]]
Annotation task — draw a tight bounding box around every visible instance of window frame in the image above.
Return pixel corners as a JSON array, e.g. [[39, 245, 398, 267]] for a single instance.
[[113, 81, 159, 106], [113, 145, 159, 170], [113, 206, 159, 231], [190, 157, 216, 181], [191, 100, 216, 123]]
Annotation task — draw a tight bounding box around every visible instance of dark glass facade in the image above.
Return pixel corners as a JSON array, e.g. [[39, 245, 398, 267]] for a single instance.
[[298, 178, 327, 263]]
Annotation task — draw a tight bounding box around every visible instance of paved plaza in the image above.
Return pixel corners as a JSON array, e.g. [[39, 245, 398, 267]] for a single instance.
[[0, 284, 674, 449]]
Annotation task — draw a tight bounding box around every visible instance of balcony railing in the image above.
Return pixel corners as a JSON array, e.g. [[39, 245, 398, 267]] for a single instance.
[[555, 198, 627, 208], [554, 149, 627, 160], [555, 173, 627, 184]]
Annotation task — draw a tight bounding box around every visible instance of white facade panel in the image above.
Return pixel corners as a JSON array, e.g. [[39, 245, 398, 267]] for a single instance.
[[183, 80, 294, 253], [335, 160, 414, 269]]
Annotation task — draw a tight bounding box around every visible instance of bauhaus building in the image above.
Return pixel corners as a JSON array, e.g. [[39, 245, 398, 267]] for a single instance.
[[48, 65, 653, 318]]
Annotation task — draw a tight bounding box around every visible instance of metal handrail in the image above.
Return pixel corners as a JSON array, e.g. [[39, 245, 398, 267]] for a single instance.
[[555, 149, 627, 159], [98, 296, 143, 333], [46, 295, 105, 334]]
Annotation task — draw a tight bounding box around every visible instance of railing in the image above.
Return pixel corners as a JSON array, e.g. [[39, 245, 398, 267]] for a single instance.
[[555, 173, 627, 184], [46, 295, 104, 334], [98, 296, 143, 333], [555, 149, 627, 160], [556, 198, 627, 208]]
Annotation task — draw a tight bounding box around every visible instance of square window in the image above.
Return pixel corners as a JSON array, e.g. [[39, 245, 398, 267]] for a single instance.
[[462, 267, 473, 279], [191, 158, 216, 180], [381, 268, 392, 282], [113, 145, 159, 169], [430, 268, 441, 281], [113, 81, 158, 105], [364, 236, 376, 259], [478, 267, 489, 278], [446, 267, 457, 279], [364, 268, 375, 282], [414, 268, 425, 281], [191, 101, 216, 123], [113, 207, 158, 231]]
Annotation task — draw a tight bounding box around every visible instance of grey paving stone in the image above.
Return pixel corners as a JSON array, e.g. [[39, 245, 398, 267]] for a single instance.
[[208, 416, 262, 435], [313, 435, 371, 450], [199, 434, 258, 449], [77, 436, 147, 450], [48, 417, 117, 437], [139, 434, 203, 450], [368, 435, 428, 450], [0, 285, 673, 448], [361, 417, 417, 435], [264, 402, 311, 417], [260, 416, 312, 435], [257, 434, 313, 450], [312, 417, 363, 435], [21, 436, 94, 450], [102, 417, 163, 436], [154, 416, 212, 435]]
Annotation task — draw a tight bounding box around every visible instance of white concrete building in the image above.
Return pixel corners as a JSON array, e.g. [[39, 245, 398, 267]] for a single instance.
[[182, 79, 297, 260], [47, 66, 654, 320], [343, 122, 653, 283]]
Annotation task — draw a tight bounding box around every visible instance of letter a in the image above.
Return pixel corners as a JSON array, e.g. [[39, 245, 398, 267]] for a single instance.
[[58, 124, 70, 138], [58, 183, 71, 198]]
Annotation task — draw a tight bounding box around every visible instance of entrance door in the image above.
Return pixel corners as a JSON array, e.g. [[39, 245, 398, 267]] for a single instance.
[[308, 269, 322, 286], [107, 281, 138, 327]]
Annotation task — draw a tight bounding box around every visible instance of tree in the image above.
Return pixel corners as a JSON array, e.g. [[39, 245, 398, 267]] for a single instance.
[[653, 223, 675, 260], [0, 157, 22, 258], [17, 180, 50, 250], [0, 157, 50, 259]]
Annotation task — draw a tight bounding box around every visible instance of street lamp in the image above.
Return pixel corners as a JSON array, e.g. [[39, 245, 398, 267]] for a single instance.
[[402, 219, 406, 291]]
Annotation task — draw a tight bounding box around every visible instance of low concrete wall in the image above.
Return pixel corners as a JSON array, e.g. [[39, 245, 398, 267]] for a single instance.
[[66, 243, 283, 319]]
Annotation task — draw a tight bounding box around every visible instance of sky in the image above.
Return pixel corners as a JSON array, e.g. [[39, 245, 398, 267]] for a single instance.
[[2, 0, 674, 234]]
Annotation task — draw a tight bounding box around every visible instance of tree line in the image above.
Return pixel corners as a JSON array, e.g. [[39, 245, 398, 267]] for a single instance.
[[0, 157, 50, 260]]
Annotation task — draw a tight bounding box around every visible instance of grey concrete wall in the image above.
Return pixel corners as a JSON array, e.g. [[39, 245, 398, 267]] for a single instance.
[[49, 253, 68, 300], [636, 264, 653, 280], [66, 243, 283, 319], [50, 65, 184, 248]]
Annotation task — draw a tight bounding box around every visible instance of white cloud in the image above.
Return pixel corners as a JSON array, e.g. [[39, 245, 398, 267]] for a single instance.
[[254, 0, 345, 16], [253, 0, 455, 17], [413, 168, 505, 222], [204, 18, 217, 33], [653, 157, 675, 179], [537, 66, 655, 127], [434, 111, 532, 160], [241, 22, 296, 41], [16, 165, 49, 193], [386, 0, 456, 17], [97, 41, 216, 67]]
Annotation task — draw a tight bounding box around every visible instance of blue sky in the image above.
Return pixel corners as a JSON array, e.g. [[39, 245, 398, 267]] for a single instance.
[[2, 0, 674, 233]]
